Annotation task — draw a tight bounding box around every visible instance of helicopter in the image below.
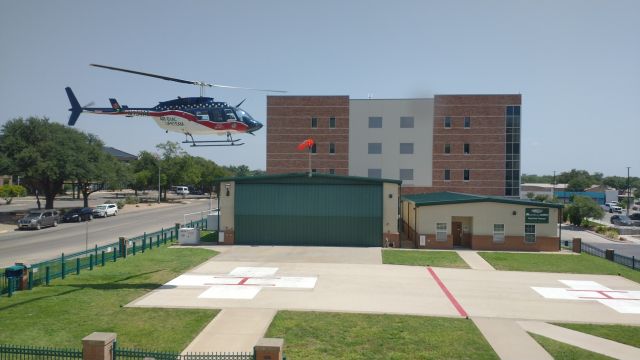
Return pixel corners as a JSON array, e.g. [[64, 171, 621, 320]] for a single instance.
[[65, 64, 286, 146]]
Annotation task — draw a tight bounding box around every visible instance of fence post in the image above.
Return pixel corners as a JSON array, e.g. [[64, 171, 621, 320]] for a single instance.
[[112, 248, 117, 262], [133, 242, 137, 256], [82, 332, 117, 360], [605, 249, 615, 261], [572, 238, 582, 253], [156, 234, 160, 247], [7, 277, 13, 297], [94, 244, 98, 263], [61, 253, 66, 279], [90, 255, 94, 271], [254, 338, 284, 360], [633, 256, 636, 270], [76, 258, 81, 275], [28, 269, 33, 290], [45, 266, 50, 285], [142, 232, 146, 252], [101, 251, 106, 267], [119, 237, 127, 259]]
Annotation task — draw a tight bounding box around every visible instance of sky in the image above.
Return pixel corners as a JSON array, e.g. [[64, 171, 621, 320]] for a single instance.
[[1, 0, 638, 177]]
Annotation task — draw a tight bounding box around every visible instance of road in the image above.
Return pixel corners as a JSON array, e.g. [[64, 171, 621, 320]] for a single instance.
[[0, 200, 212, 267], [561, 224, 640, 258]]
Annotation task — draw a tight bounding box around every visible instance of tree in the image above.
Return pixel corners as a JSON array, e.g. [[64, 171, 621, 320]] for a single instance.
[[0, 117, 84, 209], [565, 196, 604, 226], [0, 184, 26, 204]]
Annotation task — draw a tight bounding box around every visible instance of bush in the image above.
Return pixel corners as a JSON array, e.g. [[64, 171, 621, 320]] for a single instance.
[[125, 195, 139, 205], [116, 200, 126, 209], [0, 184, 27, 204]]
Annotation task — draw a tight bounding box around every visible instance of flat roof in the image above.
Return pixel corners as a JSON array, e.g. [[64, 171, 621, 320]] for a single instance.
[[402, 191, 563, 208], [216, 172, 402, 185]]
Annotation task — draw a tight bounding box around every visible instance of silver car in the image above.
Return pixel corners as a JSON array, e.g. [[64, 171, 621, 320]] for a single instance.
[[17, 210, 60, 230]]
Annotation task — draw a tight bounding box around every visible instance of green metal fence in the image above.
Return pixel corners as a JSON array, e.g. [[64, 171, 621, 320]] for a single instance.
[[1, 219, 207, 297], [0, 344, 82, 359], [116, 347, 254, 360], [0, 344, 254, 360]]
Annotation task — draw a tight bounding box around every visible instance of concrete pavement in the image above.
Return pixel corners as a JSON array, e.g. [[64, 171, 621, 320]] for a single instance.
[[520, 320, 640, 360], [127, 246, 640, 357], [182, 308, 276, 354], [456, 250, 496, 270]]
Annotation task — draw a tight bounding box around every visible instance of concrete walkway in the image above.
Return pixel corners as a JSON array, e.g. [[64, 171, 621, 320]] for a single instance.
[[472, 318, 552, 360], [182, 308, 277, 353], [519, 321, 640, 360], [456, 250, 496, 270]]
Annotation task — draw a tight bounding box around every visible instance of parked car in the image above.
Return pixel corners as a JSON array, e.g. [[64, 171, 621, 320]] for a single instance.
[[17, 210, 60, 230], [62, 207, 94, 222], [629, 213, 640, 221], [188, 186, 204, 195], [175, 186, 189, 196], [610, 215, 633, 226], [93, 204, 118, 217], [608, 205, 623, 213]]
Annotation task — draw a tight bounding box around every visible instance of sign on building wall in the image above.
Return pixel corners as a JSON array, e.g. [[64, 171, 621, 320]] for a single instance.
[[525, 208, 549, 223]]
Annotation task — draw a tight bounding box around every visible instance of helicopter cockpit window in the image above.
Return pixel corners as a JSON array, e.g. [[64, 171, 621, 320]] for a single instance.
[[196, 111, 210, 121], [224, 109, 237, 122], [235, 109, 255, 124]]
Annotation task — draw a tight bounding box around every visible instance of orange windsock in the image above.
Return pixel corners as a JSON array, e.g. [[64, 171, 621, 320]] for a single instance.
[[296, 138, 314, 151]]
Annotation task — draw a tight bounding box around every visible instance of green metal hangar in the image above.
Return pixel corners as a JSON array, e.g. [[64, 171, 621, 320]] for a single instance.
[[215, 173, 401, 247], [401, 192, 563, 251]]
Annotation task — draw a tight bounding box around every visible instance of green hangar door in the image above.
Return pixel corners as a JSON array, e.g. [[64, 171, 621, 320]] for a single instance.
[[235, 183, 382, 247]]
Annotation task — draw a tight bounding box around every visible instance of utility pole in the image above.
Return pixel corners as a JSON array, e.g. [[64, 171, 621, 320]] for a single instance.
[[627, 167, 631, 216], [553, 171, 556, 200]]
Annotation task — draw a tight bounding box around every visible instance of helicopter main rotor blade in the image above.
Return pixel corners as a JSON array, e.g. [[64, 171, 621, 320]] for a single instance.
[[91, 64, 196, 85], [90, 63, 287, 93]]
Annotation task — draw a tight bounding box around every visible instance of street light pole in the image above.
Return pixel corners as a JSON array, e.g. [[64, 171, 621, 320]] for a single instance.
[[158, 160, 161, 204], [627, 167, 631, 216]]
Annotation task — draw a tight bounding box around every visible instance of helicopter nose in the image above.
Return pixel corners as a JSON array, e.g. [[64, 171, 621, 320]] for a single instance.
[[250, 122, 263, 133]]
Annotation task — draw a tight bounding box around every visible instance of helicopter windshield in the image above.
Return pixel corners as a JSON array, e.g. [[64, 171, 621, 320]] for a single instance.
[[235, 109, 255, 124]]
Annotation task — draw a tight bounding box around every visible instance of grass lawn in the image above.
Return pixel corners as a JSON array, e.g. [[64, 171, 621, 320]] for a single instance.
[[478, 252, 640, 284], [266, 311, 498, 360], [382, 249, 469, 268], [0, 246, 218, 351], [530, 334, 615, 360], [554, 323, 640, 348]]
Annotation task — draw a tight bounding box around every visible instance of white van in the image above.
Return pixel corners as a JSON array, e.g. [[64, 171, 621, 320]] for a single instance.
[[175, 186, 189, 195]]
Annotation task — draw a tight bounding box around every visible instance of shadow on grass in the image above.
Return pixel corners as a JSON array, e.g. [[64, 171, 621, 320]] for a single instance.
[[0, 288, 82, 311], [0, 269, 167, 310]]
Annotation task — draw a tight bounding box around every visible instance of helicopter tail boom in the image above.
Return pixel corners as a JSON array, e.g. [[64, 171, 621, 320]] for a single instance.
[[65, 87, 83, 126]]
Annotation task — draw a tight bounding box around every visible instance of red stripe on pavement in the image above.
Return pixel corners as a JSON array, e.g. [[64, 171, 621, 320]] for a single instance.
[[427, 267, 468, 318]]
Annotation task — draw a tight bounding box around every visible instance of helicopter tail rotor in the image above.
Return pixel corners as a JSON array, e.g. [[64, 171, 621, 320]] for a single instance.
[[65, 87, 83, 126]]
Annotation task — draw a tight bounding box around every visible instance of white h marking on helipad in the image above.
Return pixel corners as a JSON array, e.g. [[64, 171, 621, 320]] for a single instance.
[[532, 280, 640, 314], [165, 267, 317, 300]]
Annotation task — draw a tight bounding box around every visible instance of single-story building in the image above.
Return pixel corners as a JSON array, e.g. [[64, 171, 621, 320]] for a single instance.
[[401, 192, 563, 251], [215, 173, 401, 247]]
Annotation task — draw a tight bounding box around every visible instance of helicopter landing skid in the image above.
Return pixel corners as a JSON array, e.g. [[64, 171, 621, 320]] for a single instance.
[[182, 133, 244, 147]]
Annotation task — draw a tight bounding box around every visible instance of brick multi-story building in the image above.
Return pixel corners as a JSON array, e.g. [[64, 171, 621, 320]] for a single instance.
[[266, 94, 521, 197]]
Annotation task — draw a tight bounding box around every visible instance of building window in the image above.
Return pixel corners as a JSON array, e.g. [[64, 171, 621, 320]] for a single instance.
[[311, 117, 318, 128], [464, 143, 470, 154], [464, 116, 471, 128], [400, 116, 414, 128], [311, 168, 317, 173], [399, 169, 414, 181], [329, 169, 335, 175], [368, 168, 382, 178], [369, 116, 382, 128], [329, 117, 336, 128], [525, 224, 536, 243], [463, 169, 470, 181], [444, 116, 451, 128], [505, 105, 521, 196], [368, 142, 382, 154], [436, 223, 447, 242], [444, 169, 450, 181], [444, 144, 451, 154], [311, 143, 317, 154], [329, 143, 335, 154], [493, 224, 505, 243], [400, 143, 414, 154]]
